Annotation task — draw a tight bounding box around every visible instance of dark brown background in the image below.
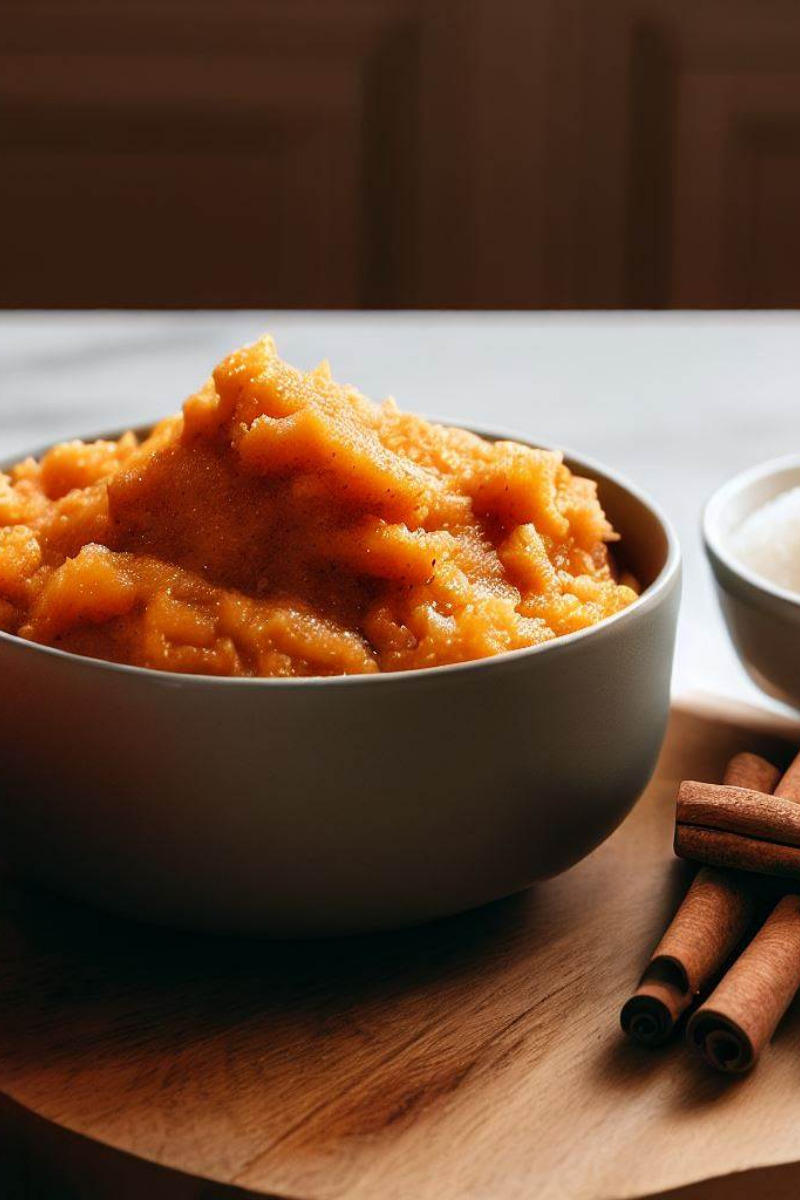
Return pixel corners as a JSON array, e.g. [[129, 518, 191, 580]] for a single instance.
[[4, 0, 800, 309]]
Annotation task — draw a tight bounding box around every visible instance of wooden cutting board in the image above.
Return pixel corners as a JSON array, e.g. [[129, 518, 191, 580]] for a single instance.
[[2, 699, 800, 1200]]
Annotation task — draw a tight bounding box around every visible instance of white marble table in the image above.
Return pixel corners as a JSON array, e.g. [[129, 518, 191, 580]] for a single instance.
[[2, 310, 798, 709]]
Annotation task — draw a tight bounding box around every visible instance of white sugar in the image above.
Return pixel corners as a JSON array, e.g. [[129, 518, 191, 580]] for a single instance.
[[729, 487, 800, 595]]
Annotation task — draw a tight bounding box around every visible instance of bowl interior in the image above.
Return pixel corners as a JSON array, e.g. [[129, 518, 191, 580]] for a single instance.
[[704, 456, 800, 606], [576, 462, 670, 591], [707, 457, 800, 550]]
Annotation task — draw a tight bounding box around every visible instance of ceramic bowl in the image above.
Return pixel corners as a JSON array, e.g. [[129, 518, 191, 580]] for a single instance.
[[704, 455, 800, 709], [0, 427, 680, 934]]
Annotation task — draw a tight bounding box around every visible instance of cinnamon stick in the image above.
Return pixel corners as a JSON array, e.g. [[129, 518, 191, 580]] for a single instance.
[[620, 753, 778, 1047], [687, 892, 800, 1073], [620, 868, 754, 1045], [724, 751, 783, 795], [774, 749, 800, 802], [675, 760, 800, 879], [675, 826, 800, 881]]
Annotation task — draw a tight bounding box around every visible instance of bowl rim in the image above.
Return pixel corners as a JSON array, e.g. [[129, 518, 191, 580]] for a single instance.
[[0, 418, 681, 688], [702, 453, 800, 614]]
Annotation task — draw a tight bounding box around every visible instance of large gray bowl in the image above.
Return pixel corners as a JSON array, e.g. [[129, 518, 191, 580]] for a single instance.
[[0, 427, 680, 934], [704, 455, 800, 708]]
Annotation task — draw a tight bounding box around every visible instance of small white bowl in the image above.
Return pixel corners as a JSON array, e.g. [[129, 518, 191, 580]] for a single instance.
[[704, 455, 800, 708]]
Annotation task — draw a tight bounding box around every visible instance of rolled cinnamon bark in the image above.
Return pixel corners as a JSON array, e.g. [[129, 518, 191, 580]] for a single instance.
[[675, 783, 800, 878], [675, 826, 800, 881], [620, 753, 777, 1047], [775, 748, 800, 802], [621, 867, 754, 1045], [724, 751, 782, 795], [687, 892, 800, 1073]]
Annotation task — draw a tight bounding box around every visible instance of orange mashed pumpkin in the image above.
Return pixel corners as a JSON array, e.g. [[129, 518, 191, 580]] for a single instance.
[[0, 337, 637, 677]]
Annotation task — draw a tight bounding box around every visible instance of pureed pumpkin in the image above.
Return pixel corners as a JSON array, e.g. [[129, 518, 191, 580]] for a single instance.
[[0, 337, 637, 677]]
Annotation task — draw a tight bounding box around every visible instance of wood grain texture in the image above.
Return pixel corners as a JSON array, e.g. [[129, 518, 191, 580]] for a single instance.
[[0, 702, 800, 1198]]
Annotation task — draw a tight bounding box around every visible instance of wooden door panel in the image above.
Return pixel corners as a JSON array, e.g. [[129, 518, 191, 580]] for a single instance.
[[1, 2, 419, 308], [6, 1, 800, 307], [564, 0, 800, 308]]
